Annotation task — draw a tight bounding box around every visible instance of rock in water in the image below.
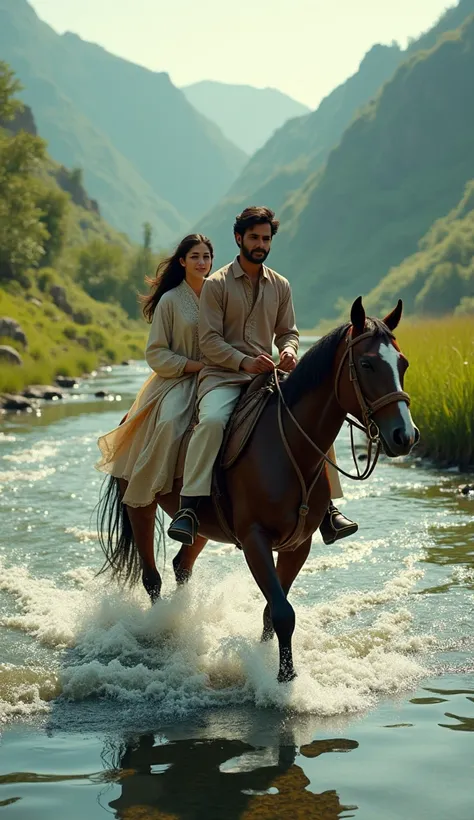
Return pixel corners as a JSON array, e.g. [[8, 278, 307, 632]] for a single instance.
[[55, 376, 79, 388], [22, 385, 64, 400], [0, 394, 35, 411]]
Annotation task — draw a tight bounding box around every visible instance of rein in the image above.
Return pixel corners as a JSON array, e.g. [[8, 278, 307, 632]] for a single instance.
[[274, 327, 411, 550]]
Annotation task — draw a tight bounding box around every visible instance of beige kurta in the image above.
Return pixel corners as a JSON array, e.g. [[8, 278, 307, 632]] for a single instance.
[[197, 257, 299, 400], [95, 280, 200, 507]]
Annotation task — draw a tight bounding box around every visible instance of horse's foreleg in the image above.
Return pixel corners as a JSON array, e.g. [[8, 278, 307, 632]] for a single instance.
[[172, 535, 208, 585], [119, 480, 161, 603], [261, 537, 312, 643], [243, 526, 296, 682]]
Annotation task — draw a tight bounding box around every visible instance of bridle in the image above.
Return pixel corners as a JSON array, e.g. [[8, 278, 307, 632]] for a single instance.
[[334, 327, 411, 443], [274, 325, 411, 550]]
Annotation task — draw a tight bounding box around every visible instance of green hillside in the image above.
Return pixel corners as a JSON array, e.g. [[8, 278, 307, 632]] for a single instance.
[[365, 180, 474, 317], [198, 0, 474, 316], [273, 12, 474, 326], [197, 43, 403, 263], [0, 0, 246, 244], [0, 65, 148, 393]]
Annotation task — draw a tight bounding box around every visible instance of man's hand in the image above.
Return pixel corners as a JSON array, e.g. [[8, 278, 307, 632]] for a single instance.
[[240, 354, 275, 374], [278, 348, 298, 372]]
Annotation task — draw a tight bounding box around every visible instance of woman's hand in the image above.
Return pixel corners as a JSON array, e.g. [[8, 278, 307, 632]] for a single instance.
[[184, 359, 204, 373]]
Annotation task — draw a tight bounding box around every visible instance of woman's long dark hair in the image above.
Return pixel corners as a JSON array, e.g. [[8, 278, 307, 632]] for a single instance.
[[140, 233, 214, 322]]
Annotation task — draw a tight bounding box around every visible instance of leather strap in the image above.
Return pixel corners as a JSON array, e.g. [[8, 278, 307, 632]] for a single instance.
[[274, 325, 410, 551]]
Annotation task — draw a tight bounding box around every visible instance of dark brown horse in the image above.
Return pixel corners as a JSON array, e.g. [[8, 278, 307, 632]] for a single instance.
[[98, 297, 419, 682]]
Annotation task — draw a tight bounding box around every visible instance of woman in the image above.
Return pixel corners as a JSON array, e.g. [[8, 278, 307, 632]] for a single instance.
[[96, 234, 213, 602]]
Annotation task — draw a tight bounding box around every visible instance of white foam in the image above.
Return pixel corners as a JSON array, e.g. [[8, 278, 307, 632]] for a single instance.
[[0, 433, 17, 443], [2, 442, 59, 465], [302, 538, 386, 572], [0, 467, 56, 484], [0, 557, 430, 724], [451, 567, 474, 584], [0, 664, 59, 724], [65, 527, 98, 544]]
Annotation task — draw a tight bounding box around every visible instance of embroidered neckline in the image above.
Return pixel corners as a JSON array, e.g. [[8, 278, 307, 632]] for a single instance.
[[176, 281, 200, 359]]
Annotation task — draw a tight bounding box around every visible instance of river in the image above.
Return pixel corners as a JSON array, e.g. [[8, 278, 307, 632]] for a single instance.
[[0, 357, 473, 819]]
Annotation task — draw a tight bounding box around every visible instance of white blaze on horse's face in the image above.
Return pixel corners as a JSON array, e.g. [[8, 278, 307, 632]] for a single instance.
[[378, 340, 413, 432]]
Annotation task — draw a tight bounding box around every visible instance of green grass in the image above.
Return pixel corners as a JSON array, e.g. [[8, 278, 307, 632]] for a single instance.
[[303, 314, 473, 469], [398, 316, 474, 469], [0, 275, 147, 394]]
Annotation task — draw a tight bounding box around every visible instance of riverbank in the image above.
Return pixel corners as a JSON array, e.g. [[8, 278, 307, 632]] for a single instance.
[[0, 280, 147, 395]]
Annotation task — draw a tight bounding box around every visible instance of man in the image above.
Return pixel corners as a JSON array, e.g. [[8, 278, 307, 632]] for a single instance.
[[167, 206, 358, 546]]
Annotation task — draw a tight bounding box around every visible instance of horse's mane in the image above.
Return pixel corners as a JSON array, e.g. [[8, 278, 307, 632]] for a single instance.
[[281, 318, 390, 406]]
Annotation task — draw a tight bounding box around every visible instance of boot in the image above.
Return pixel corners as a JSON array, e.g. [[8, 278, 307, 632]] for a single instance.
[[319, 501, 358, 545], [167, 496, 202, 545]]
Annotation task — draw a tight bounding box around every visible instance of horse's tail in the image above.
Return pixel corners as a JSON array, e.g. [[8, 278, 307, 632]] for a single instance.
[[96, 475, 167, 587], [96, 475, 142, 586]]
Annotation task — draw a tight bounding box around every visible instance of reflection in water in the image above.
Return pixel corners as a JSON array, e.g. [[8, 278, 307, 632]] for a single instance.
[[107, 733, 359, 820], [423, 525, 474, 569], [439, 713, 474, 732], [1, 395, 130, 432]]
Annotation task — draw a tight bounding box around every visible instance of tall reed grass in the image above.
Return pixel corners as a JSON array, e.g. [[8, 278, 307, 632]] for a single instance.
[[398, 316, 473, 469]]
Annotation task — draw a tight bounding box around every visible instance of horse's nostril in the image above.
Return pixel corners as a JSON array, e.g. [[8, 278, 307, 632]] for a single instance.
[[393, 427, 410, 448], [414, 427, 421, 444]]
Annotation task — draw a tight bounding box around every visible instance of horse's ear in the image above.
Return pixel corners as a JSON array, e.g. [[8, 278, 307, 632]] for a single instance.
[[350, 296, 366, 336], [383, 299, 403, 331]]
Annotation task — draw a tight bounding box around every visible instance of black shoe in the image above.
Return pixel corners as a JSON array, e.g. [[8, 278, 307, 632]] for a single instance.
[[167, 496, 202, 545], [319, 501, 358, 545]]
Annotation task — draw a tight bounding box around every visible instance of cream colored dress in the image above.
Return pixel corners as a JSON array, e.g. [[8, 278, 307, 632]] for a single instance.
[[95, 280, 200, 507]]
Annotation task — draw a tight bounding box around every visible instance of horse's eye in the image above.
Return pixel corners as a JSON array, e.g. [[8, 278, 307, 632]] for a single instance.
[[360, 359, 373, 370]]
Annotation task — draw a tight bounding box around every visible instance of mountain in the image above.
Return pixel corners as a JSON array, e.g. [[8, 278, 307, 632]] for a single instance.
[[364, 180, 474, 317], [0, 0, 247, 244], [182, 81, 310, 155], [197, 42, 404, 264], [272, 10, 474, 326]]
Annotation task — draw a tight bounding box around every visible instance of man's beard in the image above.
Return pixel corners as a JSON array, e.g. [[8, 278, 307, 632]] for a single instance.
[[240, 243, 269, 264]]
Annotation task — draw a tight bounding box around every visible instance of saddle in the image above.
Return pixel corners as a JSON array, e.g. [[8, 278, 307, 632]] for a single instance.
[[175, 371, 278, 479], [221, 371, 277, 468], [175, 371, 284, 545]]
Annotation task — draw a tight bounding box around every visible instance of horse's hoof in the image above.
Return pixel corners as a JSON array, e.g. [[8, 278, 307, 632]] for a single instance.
[[142, 571, 161, 605], [261, 627, 275, 642], [278, 668, 297, 683], [172, 556, 192, 586]]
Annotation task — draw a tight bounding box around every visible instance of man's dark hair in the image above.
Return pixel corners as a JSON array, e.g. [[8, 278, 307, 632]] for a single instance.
[[233, 206, 280, 239]]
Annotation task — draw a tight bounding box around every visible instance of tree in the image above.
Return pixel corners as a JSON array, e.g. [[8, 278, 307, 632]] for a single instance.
[[0, 129, 49, 281], [75, 239, 128, 303], [0, 62, 54, 282], [34, 182, 68, 267], [0, 61, 23, 123], [121, 222, 156, 317]]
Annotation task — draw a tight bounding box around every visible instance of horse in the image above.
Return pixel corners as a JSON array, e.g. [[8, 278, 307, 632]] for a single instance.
[[98, 296, 419, 682]]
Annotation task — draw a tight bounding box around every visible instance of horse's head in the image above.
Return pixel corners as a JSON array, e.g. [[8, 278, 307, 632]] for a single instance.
[[335, 297, 419, 457]]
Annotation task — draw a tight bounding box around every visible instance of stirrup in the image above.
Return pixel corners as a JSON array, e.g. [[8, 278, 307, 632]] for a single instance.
[[320, 507, 358, 546], [167, 508, 199, 546]]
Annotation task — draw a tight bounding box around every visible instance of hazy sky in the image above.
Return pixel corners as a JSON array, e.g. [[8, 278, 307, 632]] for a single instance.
[[29, 0, 452, 107]]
